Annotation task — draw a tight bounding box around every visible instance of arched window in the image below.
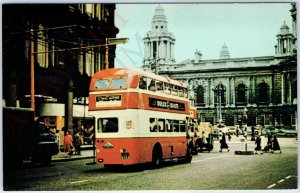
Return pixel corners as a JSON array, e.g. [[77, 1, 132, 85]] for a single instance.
[[257, 81, 269, 104], [214, 83, 226, 106], [235, 83, 247, 105], [196, 85, 205, 106]]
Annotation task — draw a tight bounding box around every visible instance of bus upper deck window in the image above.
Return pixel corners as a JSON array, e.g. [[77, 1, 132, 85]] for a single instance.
[[139, 77, 147, 89], [179, 87, 184, 97], [111, 78, 126, 88], [184, 88, 188, 98], [164, 83, 171, 94], [95, 80, 109, 89], [148, 80, 156, 91], [156, 81, 163, 93], [172, 85, 178, 96]]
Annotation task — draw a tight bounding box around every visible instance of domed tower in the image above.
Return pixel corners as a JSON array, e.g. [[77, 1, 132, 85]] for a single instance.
[[143, 5, 176, 70], [275, 21, 294, 56], [219, 43, 230, 59]]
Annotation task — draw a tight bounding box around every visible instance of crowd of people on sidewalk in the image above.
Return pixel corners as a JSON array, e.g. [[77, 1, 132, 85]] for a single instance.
[[256, 133, 282, 154], [64, 130, 82, 157], [218, 129, 282, 154]]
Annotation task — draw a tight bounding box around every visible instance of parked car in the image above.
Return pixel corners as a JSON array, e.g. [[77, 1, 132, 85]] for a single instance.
[[276, 129, 297, 137], [245, 125, 262, 135], [214, 123, 229, 137], [227, 127, 237, 135]]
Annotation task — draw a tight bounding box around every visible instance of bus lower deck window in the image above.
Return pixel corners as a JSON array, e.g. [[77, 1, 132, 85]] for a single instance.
[[158, 119, 165, 132], [150, 118, 158, 132], [98, 118, 118, 133]]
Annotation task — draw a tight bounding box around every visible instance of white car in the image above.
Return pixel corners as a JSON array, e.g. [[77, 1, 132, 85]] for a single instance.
[[227, 127, 237, 135]]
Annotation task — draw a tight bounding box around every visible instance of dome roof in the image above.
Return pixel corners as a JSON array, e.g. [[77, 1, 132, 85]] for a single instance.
[[279, 21, 290, 34], [219, 43, 230, 59], [152, 4, 167, 22], [155, 4, 164, 15]]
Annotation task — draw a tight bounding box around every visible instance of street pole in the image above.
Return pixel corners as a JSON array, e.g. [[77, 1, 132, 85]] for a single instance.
[[66, 79, 74, 133], [219, 93, 222, 123], [105, 45, 109, 69], [30, 30, 35, 112], [104, 37, 129, 70], [213, 83, 223, 124]]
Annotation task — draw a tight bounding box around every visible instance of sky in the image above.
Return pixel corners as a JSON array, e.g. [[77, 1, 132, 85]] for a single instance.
[[113, 3, 293, 68]]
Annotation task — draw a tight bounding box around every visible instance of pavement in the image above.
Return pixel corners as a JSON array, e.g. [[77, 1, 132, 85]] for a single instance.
[[51, 136, 297, 162], [52, 145, 95, 162]]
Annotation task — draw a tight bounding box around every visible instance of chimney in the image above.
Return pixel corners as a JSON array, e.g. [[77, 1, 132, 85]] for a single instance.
[[194, 49, 202, 63]]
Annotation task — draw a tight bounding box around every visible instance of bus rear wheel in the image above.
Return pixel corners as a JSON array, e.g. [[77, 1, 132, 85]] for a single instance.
[[184, 141, 193, 163], [152, 146, 163, 168]]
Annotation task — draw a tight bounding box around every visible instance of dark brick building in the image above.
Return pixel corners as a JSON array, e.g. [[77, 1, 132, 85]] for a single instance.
[[3, 4, 119, 107]]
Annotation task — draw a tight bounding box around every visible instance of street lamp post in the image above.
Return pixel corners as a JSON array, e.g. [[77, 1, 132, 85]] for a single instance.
[[213, 82, 224, 124], [30, 29, 35, 112], [243, 107, 248, 126], [105, 38, 129, 69], [31, 36, 128, 133]]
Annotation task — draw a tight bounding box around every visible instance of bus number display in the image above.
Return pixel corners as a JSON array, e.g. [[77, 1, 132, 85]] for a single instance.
[[149, 97, 185, 111], [96, 95, 122, 107]]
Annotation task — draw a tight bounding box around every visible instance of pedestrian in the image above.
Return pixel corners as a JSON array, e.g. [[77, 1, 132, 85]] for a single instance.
[[271, 134, 282, 153], [243, 127, 247, 140], [64, 131, 73, 156], [219, 132, 229, 152], [255, 135, 262, 154], [73, 132, 82, 155], [236, 128, 239, 137], [263, 133, 273, 152], [201, 131, 207, 151], [228, 132, 231, 141], [55, 129, 61, 152]]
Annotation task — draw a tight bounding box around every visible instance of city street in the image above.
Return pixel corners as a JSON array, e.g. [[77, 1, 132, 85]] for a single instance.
[[3, 137, 298, 190]]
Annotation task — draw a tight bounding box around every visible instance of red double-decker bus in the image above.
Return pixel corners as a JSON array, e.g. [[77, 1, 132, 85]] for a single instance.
[[89, 68, 194, 167]]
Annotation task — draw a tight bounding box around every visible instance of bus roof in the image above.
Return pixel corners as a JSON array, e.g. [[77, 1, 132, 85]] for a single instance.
[[90, 68, 187, 90]]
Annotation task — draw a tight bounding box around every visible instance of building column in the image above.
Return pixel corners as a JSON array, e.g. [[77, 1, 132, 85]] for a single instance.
[[150, 41, 153, 60], [270, 75, 274, 105], [209, 78, 215, 108], [288, 73, 292, 103], [252, 77, 257, 107], [206, 78, 211, 107], [167, 41, 170, 58], [232, 77, 236, 107], [250, 76, 254, 105], [144, 41, 148, 59], [204, 79, 208, 107], [157, 39, 163, 60], [189, 79, 195, 99], [171, 41, 174, 60], [226, 77, 230, 107], [247, 76, 251, 105], [281, 73, 286, 104]]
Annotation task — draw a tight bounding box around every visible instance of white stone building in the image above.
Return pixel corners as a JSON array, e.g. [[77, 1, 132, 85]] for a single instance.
[[143, 5, 176, 72], [143, 4, 297, 128]]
